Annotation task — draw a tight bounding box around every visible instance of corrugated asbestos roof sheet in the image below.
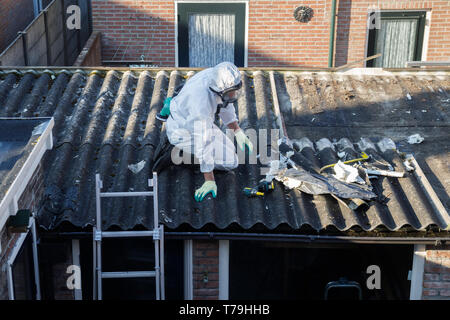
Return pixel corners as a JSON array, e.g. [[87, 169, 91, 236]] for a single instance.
[[0, 68, 449, 234]]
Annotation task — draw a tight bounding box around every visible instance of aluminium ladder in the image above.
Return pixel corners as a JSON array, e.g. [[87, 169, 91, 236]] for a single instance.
[[92, 172, 164, 300]]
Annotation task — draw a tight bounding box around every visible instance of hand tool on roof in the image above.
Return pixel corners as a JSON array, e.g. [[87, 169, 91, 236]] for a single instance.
[[258, 180, 275, 193], [243, 187, 264, 197], [319, 152, 370, 174], [243, 180, 275, 197]]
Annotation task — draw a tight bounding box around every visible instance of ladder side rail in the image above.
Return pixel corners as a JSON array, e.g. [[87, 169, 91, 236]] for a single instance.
[[93, 227, 97, 300], [95, 174, 103, 300], [160, 224, 165, 300], [154, 238, 161, 300], [151, 172, 162, 300], [97, 238, 102, 300]]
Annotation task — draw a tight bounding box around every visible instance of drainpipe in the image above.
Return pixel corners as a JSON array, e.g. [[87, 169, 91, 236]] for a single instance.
[[328, 0, 337, 68]]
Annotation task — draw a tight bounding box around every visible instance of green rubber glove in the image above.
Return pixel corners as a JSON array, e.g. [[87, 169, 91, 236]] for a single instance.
[[194, 180, 217, 202], [160, 97, 172, 117], [235, 129, 253, 154]]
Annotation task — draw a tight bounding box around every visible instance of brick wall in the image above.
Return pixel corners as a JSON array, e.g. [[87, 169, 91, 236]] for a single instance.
[[0, 0, 35, 53], [193, 240, 219, 300], [92, 0, 176, 66], [422, 244, 450, 300], [0, 161, 44, 300], [91, 0, 449, 68]]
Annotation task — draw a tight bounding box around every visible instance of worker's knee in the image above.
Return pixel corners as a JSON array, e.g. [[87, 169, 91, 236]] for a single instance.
[[214, 152, 238, 171]]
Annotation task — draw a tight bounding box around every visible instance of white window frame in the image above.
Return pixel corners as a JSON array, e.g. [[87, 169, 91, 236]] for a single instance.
[[174, 0, 249, 68], [33, 0, 43, 17], [409, 244, 426, 300], [72, 239, 83, 300], [7, 215, 41, 300], [184, 240, 193, 299], [219, 240, 229, 300]]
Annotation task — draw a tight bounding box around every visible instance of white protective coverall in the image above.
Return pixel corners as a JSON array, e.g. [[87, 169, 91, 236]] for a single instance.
[[166, 62, 241, 173]]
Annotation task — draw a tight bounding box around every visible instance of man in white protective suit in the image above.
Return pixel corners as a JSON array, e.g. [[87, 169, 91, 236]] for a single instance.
[[153, 62, 253, 202]]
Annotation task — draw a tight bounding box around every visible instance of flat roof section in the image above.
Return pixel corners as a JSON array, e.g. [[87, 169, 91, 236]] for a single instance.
[[0, 118, 54, 231]]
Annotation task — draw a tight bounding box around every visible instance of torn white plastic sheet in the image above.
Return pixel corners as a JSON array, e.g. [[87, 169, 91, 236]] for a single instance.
[[403, 160, 414, 172], [407, 134, 424, 144], [128, 160, 146, 174], [377, 138, 396, 153], [272, 167, 376, 200], [365, 168, 405, 178], [333, 161, 365, 184]]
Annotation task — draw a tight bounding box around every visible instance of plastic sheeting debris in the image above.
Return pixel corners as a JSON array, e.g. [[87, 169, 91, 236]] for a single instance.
[[403, 160, 414, 172], [274, 167, 376, 200], [128, 160, 146, 174], [377, 138, 396, 153], [407, 134, 424, 144], [333, 161, 365, 185], [271, 142, 377, 201]]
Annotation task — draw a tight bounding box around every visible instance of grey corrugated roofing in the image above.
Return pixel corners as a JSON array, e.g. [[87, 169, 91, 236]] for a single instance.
[[0, 68, 449, 234]]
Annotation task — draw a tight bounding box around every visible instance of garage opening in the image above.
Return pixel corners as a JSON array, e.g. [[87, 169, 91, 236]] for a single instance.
[[229, 241, 413, 300], [79, 238, 184, 300]]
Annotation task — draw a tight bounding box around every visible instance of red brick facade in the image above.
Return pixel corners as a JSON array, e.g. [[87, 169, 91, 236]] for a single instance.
[[0, 0, 35, 53], [0, 162, 44, 300], [91, 0, 450, 67], [193, 240, 220, 300], [422, 245, 450, 300]]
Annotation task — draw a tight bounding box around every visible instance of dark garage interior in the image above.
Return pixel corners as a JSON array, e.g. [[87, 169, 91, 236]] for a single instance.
[[229, 240, 414, 300]]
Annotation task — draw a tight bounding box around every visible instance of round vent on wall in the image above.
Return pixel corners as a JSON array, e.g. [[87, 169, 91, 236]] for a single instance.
[[293, 6, 314, 23]]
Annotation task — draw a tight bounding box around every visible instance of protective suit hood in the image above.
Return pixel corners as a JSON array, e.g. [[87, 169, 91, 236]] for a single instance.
[[208, 62, 242, 93]]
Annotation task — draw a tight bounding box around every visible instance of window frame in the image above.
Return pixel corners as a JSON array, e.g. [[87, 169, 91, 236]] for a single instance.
[[366, 11, 426, 68], [6, 216, 41, 300], [177, 2, 246, 67]]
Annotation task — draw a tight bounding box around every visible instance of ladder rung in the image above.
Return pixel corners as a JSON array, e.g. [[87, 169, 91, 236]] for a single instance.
[[102, 271, 156, 279], [100, 191, 154, 198], [100, 231, 156, 238]]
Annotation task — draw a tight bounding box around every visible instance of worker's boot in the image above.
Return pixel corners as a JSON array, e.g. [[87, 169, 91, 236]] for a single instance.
[[152, 133, 174, 172]]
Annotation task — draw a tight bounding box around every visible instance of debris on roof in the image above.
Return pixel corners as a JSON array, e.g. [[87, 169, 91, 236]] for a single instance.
[[407, 133, 425, 145], [0, 68, 448, 234]]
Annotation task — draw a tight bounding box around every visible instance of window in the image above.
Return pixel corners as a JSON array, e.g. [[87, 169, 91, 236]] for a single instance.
[[177, 3, 246, 67], [367, 11, 426, 68], [33, 0, 44, 17], [8, 233, 37, 300]]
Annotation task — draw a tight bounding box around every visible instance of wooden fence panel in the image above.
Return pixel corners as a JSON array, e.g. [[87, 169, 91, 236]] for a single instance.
[[0, 36, 25, 66], [0, 0, 91, 66], [25, 15, 47, 66]]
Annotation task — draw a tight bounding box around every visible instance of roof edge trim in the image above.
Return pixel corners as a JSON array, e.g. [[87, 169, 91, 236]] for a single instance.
[[0, 117, 54, 230]]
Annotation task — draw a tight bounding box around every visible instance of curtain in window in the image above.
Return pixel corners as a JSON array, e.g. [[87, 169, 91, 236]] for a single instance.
[[375, 19, 418, 68], [188, 14, 235, 67]]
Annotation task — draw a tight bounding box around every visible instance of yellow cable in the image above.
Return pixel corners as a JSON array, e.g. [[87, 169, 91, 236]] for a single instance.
[[319, 152, 369, 173]]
